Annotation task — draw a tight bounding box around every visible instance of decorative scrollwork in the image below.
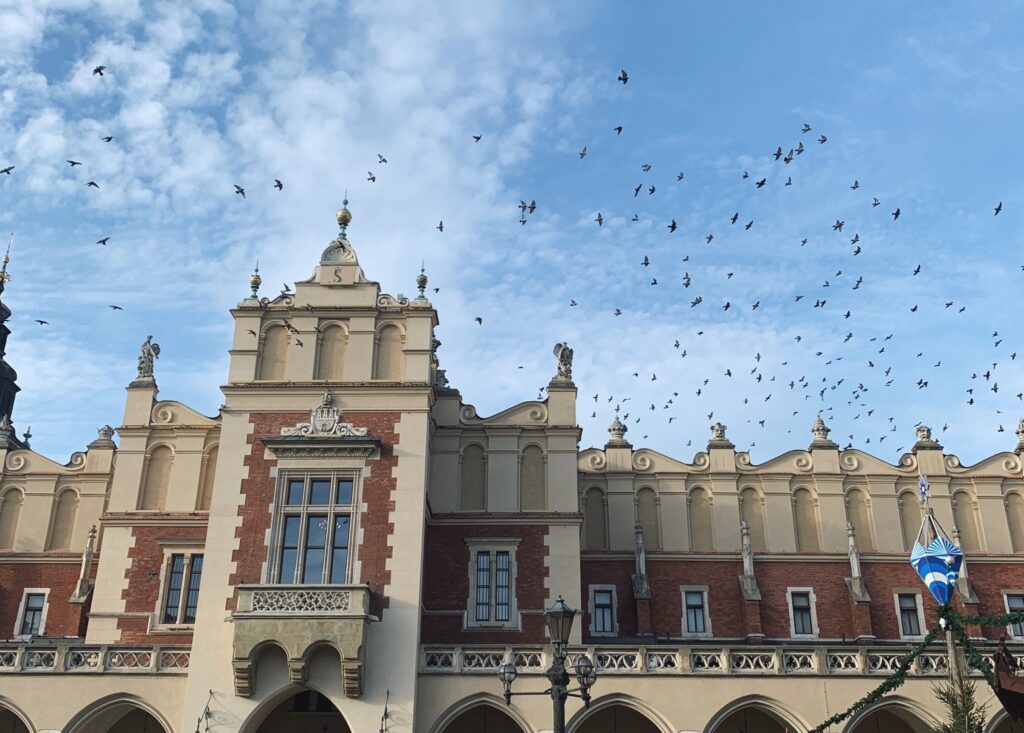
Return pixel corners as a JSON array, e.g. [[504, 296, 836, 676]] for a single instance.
[[377, 294, 410, 307], [827, 653, 859, 672], [691, 452, 710, 470], [423, 651, 455, 670], [691, 651, 724, 671], [867, 652, 903, 672], [462, 652, 504, 670], [899, 453, 918, 470], [730, 652, 776, 671], [735, 452, 752, 467], [631, 451, 653, 472], [840, 453, 861, 472], [4, 452, 27, 471], [65, 452, 87, 470], [527, 405, 548, 422], [66, 650, 101, 670], [459, 405, 478, 422], [158, 651, 191, 669], [251, 589, 352, 613], [646, 652, 678, 671], [944, 455, 963, 471], [1003, 455, 1023, 473], [513, 651, 544, 669], [106, 650, 152, 669], [22, 650, 56, 669], [596, 651, 639, 670], [783, 653, 815, 672], [585, 451, 607, 471], [152, 405, 176, 424], [0, 650, 18, 668], [793, 453, 813, 472], [917, 653, 949, 674]]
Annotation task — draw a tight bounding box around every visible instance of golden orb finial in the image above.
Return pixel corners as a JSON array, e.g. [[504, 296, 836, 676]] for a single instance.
[[336, 192, 351, 234], [248, 260, 262, 299]]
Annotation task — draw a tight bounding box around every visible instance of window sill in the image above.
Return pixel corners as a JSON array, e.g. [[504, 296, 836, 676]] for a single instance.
[[149, 625, 195, 634]]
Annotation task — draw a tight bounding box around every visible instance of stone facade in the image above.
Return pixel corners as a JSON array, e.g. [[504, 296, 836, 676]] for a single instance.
[[1, 208, 1024, 732]]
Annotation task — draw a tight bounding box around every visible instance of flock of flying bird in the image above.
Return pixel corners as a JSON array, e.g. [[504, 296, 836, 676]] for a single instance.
[[1, 62, 1019, 459]]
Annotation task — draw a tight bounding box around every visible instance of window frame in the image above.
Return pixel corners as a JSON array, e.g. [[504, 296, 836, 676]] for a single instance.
[[13, 588, 49, 640], [786, 587, 819, 638], [152, 545, 205, 630], [1004, 591, 1024, 639], [894, 591, 927, 640], [588, 584, 618, 636], [464, 538, 521, 631], [268, 471, 360, 586], [680, 585, 712, 639]]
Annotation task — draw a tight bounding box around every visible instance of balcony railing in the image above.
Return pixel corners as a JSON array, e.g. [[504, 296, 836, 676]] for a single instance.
[[420, 643, 1021, 677], [0, 644, 190, 674], [234, 584, 371, 616]]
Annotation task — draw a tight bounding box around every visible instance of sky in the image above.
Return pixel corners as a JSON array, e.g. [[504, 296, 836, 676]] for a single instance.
[[0, 0, 1022, 465]]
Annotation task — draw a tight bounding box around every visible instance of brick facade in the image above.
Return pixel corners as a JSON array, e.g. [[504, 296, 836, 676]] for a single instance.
[[0, 556, 94, 638]]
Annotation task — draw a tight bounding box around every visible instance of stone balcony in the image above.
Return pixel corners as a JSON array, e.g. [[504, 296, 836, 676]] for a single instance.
[[0, 643, 190, 674], [232, 584, 372, 698], [420, 642, 1024, 677]]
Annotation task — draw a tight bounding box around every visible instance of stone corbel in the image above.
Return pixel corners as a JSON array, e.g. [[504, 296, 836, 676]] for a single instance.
[[232, 659, 253, 697], [342, 658, 363, 697], [288, 658, 308, 685]]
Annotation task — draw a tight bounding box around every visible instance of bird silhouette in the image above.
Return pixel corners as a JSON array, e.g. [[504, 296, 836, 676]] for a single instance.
[[617, 69, 629, 84], [92, 65, 106, 76], [234, 184, 245, 198], [274, 179, 283, 190], [96, 237, 110, 245]]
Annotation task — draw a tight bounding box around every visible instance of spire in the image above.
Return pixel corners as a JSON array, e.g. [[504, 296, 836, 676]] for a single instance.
[[606, 415, 630, 446], [414, 262, 429, 304], [810, 414, 837, 448], [248, 260, 262, 300], [320, 195, 358, 265], [337, 192, 351, 235], [0, 233, 21, 441]]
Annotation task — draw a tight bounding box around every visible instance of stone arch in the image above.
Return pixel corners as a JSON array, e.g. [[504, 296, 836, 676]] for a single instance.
[[688, 486, 713, 551], [705, 694, 809, 733], [636, 486, 662, 550], [46, 486, 79, 550], [428, 693, 533, 733], [196, 442, 218, 511], [845, 487, 874, 551], [373, 322, 405, 380], [315, 322, 348, 380], [987, 709, 1024, 733], [64, 694, 172, 733], [898, 489, 922, 551], [0, 697, 34, 733], [257, 323, 290, 380], [138, 444, 173, 511], [952, 489, 982, 551], [842, 696, 938, 733], [519, 443, 546, 510], [1006, 491, 1024, 553], [233, 635, 363, 701], [460, 442, 487, 511], [0, 486, 24, 549], [582, 486, 608, 550], [238, 680, 353, 733], [792, 486, 820, 552], [568, 693, 673, 733], [738, 486, 766, 551]]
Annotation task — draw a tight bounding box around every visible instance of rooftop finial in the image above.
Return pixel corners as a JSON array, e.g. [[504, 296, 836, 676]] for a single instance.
[[336, 191, 351, 234], [0, 233, 12, 294], [416, 262, 428, 299], [248, 259, 262, 299], [1016, 417, 1024, 454]]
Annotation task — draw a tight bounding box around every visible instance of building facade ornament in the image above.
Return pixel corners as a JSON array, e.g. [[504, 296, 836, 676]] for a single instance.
[[89, 425, 116, 448], [281, 393, 369, 438], [320, 198, 358, 264], [134, 335, 160, 383], [551, 342, 573, 383], [632, 522, 651, 600], [1016, 417, 1024, 454], [606, 416, 629, 446], [711, 422, 727, 441], [435, 369, 449, 388], [912, 423, 943, 451]]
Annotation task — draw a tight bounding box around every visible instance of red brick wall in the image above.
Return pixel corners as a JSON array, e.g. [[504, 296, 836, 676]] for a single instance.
[[227, 411, 400, 618], [421, 524, 549, 644], [0, 556, 96, 637], [117, 521, 207, 643], [755, 561, 853, 638]]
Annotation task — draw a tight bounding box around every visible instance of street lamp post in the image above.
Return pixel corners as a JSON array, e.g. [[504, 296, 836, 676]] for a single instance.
[[498, 596, 597, 733]]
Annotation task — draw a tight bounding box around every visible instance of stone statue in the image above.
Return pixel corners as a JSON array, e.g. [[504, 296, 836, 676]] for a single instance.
[[915, 424, 932, 442], [552, 342, 573, 382], [634, 522, 647, 576], [710, 422, 727, 441], [136, 335, 160, 380], [436, 369, 449, 388]]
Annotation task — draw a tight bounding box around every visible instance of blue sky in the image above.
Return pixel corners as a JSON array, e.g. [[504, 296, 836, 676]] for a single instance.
[[0, 1, 1021, 465]]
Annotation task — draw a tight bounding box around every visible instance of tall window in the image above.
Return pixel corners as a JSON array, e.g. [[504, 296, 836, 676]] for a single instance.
[[682, 586, 711, 637], [1006, 594, 1024, 638], [162, 553, 204, 625], [788, 589, 817, 636], [897, 593, 922, 637], [466, 541, 518, 629], [19, 593, 46, 636], [274, 474, 355, 584], [589, 586, 617, 635]]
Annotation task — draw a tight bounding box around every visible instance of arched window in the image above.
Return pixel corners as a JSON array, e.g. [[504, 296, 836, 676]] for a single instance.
[[845, 488, 874, 551], [739, 487, 766, 551], [793, 488, 820, 552], [257, 325, 289, 380], [582, 487, 607, 550], [688, 487, 712, 550], [47, 488, 78, 550], [460, 444, 486, 511], [952, 491, 981, 552], [196, 445, 218, 511], [139, 445, 173, 510], [0, 488, 23, 549], [520, 445, 546, 510], [1007, 493, 1024, 553], [898, 490, 922, 551], [637, 488, 661, 550], [315, 324, 347, 380], [373, 324, 404, 381]]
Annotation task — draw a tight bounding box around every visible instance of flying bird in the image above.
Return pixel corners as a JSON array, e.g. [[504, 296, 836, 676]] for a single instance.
[[0, 166, 13, 175], [850, 180, 859, 190], [274, 179, 283, 190], [108, 305, 123, 310], [474, 317, 483, 324], [67, 160, 82, 167], [96, 237, 110, 245], [472, 134, 482, 142], [234, 184, 245, 198], [668, 220, 677, 233], [377, 154, 387, 164], [617, 69, 629, 84], [892, 207, 901, 220], [101, 136, 113, 142], [614, 125, 623, 135], [34, 319, 48, 325], [755, 178, 767, 188], [579, 146, 588, 159], [595, 213, 603, 226], [995, 201, 1003, 216], [367, 171, 376, 182], [86, 181, 99, 188], [802, 123, 812, 133], [818, 135, 828, 144], [92, 65, 106, 76], [437, 221, 444, 232]]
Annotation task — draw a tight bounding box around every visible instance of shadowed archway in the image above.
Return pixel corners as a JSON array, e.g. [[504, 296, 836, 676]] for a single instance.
[[438, 703, 527, 733], [65, 695, 171, 733], [252, 689, 351, 733], [706, 696, 808, 733], [572, 704, 661, 732], [0, 703, 31, 733], [843, 697, 937, 733]]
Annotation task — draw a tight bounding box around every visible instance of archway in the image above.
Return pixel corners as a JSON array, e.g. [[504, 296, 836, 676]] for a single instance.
[[66, 696, 171, 733], [253, 690, 351, 733], [991, 713, 1024, 733], [0, 705, 31, 733], [706, 697, 807, 733], [843, 698, 936, 733], [572, 703, 661, 732], [439, 703, 526, 733]]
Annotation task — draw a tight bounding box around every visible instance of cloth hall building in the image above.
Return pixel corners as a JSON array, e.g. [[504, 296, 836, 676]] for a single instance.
[[2, 207, 1024, 733]]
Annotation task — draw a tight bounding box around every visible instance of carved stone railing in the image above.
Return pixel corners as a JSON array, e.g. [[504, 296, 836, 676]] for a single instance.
[[0, 644, 190, 674], [420, 643, 1023, 677], [232, 584, 372, 700]]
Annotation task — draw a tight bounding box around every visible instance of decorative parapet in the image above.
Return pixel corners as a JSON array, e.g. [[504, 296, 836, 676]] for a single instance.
[[419, 643, 1018, 678], [0, 644, 190, 673], [232, 584, 372, 699]]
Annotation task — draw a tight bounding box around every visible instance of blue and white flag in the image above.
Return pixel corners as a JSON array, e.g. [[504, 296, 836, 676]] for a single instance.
[[918, 474, 930, 501]]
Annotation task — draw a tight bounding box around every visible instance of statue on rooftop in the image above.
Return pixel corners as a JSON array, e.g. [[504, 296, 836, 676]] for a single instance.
[[136, 335, 161, 380], [552, 342, 573, 383]]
